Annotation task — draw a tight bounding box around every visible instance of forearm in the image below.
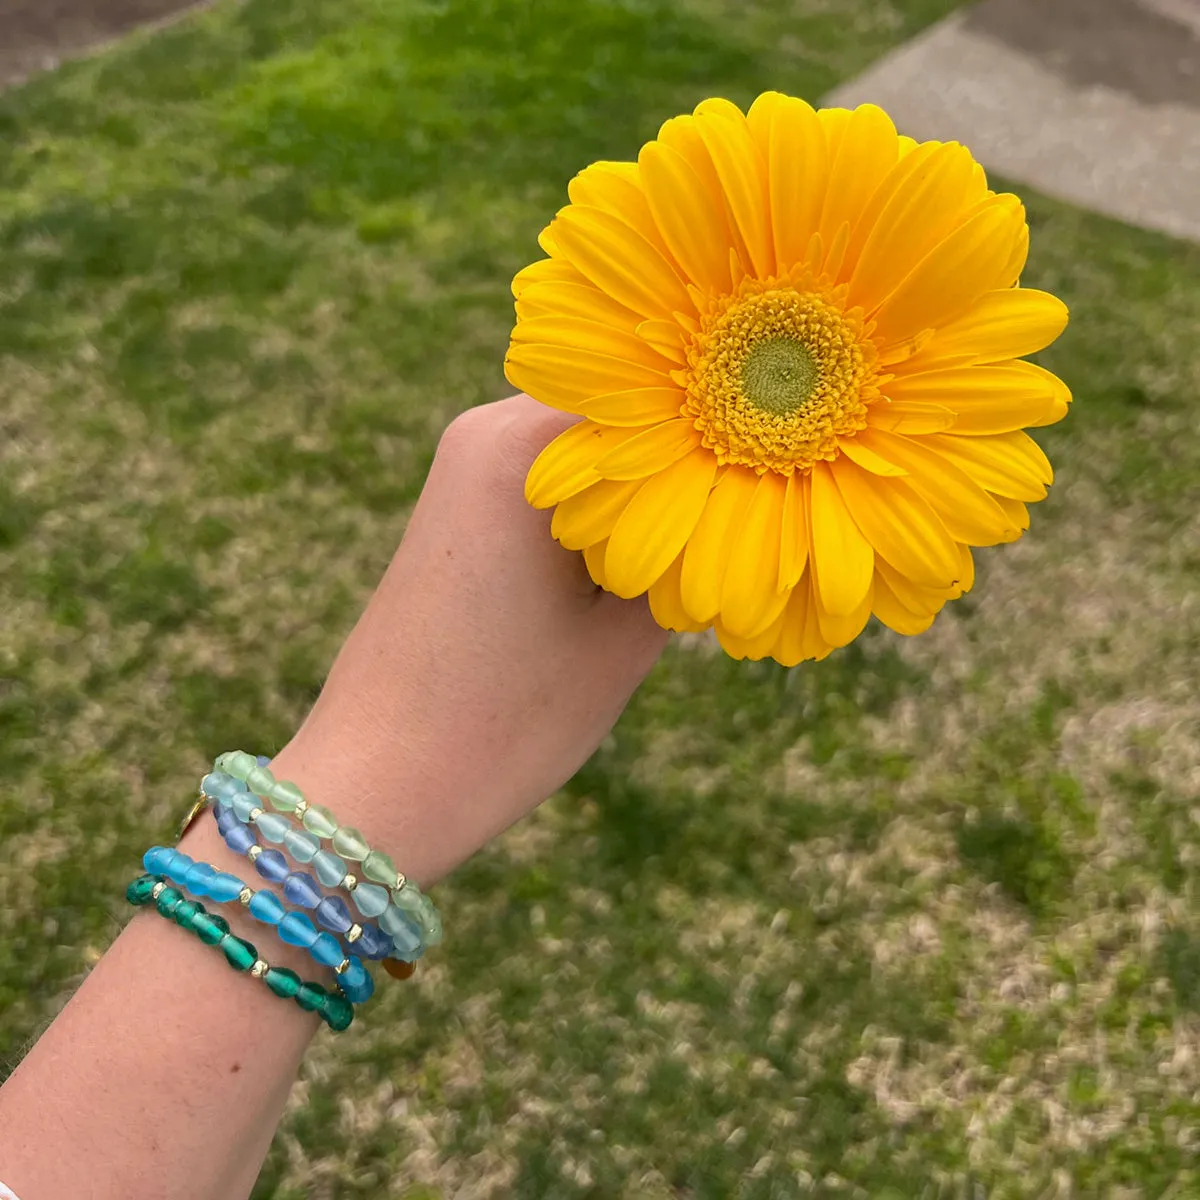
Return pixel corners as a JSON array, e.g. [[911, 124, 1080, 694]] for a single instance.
[[0, 737, 460, 1200]]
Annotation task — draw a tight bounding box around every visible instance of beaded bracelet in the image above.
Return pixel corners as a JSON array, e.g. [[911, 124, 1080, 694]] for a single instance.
[[126, 873, 354, 1031], [204, 757, 442, 946], [143, 846, 375, 1004], [209, 803, 405, 962]]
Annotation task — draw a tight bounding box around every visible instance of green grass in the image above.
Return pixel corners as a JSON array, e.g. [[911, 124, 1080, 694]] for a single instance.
[[2, 0, 1198, 1195]]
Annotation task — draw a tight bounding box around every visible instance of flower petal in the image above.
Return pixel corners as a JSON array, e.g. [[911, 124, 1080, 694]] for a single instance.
[[715, 607, 789, 662], [567, 160, 679, 268], [516, 280, 641, 331], [831, 457, 962, 589], [550, 205, 694, 319], [648, 550, 709, 633], [815, 578, 874, 648], [694, 109, 773, 279], [846, 141, 981, 311], [512, 316, 676, 372], [867, 400, 957, 435], [871, 197, 1027, 346], [817, 104, 899, 267], [720, 471, 790, 638], [583, 538, 609, 588], [550, 477, 645, 550], [809, 460, 875, 616], [848, 428, 1020, 546], [837, 435, 909, 476], [638, 140, 733, 294], [594, 418, 702, 480], [872, 570, 939, 635], [576, 386, 685, 427], [904, 288, 1069, 369], [605, 447, 718, 597], [680, 465, 759, 623], [922, 430, 1052, 500], [505, 343, 674, 410], [526, 422, 640, 508], [778, 471, 810, 590], [512, 257, 588, 297], [636, 319, 689, 365], [771, 575, 833, 666]]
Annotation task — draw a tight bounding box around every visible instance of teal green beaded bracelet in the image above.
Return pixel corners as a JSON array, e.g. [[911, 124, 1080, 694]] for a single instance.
[[213, 751, 442, 946], [126, 873, 354, 1032]]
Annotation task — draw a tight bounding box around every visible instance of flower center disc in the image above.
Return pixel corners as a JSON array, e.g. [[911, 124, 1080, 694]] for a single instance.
[[684, 279, 879, 475], [741, 338, 819, 417]]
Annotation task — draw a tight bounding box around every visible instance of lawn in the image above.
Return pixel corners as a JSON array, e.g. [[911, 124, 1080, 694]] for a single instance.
[[1, 0, 1197, 1195]]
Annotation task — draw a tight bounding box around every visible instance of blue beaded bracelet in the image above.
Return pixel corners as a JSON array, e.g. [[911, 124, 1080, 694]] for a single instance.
[[201, 770, 428, 961], [210, 802, 401, 962], [143, 845, 375, 1004]]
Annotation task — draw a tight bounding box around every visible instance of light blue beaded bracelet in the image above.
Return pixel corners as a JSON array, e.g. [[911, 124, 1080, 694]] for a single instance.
[[203, 758, 441, 949], [143, 845, 375, 1004]]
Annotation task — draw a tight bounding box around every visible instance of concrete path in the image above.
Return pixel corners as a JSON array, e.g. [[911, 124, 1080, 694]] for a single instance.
[[826, 0, 1200, 242]]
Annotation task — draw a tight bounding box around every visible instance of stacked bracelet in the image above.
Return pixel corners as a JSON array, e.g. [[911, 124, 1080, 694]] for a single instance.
[[127, 873, 354, 1032], [203, 757, 441, 951], [143, 846, 375, 1004], [209, 805, 397, 961]]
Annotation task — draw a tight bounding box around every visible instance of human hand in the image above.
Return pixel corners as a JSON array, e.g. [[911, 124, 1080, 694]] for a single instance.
[[267, 394, 668, 884]]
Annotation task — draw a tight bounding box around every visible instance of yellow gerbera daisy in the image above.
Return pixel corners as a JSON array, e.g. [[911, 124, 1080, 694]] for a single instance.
[[506, 94, 1070, 666]]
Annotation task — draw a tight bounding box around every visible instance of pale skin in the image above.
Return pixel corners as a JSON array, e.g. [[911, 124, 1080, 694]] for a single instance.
[[0, 395, 667, 1200]]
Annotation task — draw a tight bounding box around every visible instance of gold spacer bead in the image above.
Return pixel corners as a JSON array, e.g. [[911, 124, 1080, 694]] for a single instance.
[[346, 924, 363, 943], [151, 881, 165, 900], [294, 799, 308, 818], [393, 872, 407, 892], [248, 807, 264, 822], [250, 960, 269, 979], [238, 886, 254, 906], [335, 958, 351, 975], [343, 873, 357, 891], [247, 845, 262, 862]]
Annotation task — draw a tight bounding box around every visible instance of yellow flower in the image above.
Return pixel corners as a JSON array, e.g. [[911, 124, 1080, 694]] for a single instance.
[[506, 95, 1070, 665]]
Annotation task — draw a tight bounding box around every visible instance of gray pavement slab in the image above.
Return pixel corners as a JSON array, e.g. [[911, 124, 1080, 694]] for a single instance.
[[825, 0, 1200, 241]]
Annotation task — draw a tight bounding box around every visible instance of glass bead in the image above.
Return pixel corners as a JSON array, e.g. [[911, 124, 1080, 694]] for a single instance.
[[222, 751, 257, 781], [312, 849, 348, 888], [355, 923, 392, 960], [255, 812, 291, 844], [232, 793, 258, 823], [302, 804, 339, 839], [245, 764, 275, 796], [143, 846, 174, 875], [221, 936, 258, 971], [351, 882, 389, 919], [315, 895, 352, 934], [283, 873, 323, 909], [172, 898, 200, 927], [337, 959, 373, 1004], [154, 885, 183, 917], [183, 862, 218, 896], [311, 932, 347, 969], [126, 874, 157, 905], [207, 872, 246, 903], [389, 883, 425, 919], [248, 890, 286, 925], [415, 896, 443, 946], [214, 802, 236, 832], [193, 912, 229, 945], [269, 780, 305, 812], [283, 828, 320, 864], [362, 850, 399, 886], [164, 853, 194, 885], [223, 823, 257, 856], [265, 966, 302, 999], [321, 992, 354, 1032], [278, 912, 319, 949], [331, 826, 370, 862], [295, 982, 326, 1013], [379, 904, 422, 944], [256, 754, 272, 767], [381, 911, 423, 959], [254, 849, 289, 883]]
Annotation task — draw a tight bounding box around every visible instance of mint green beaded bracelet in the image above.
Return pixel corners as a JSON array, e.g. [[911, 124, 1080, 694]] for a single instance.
[[213, 751, 442, 947]]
